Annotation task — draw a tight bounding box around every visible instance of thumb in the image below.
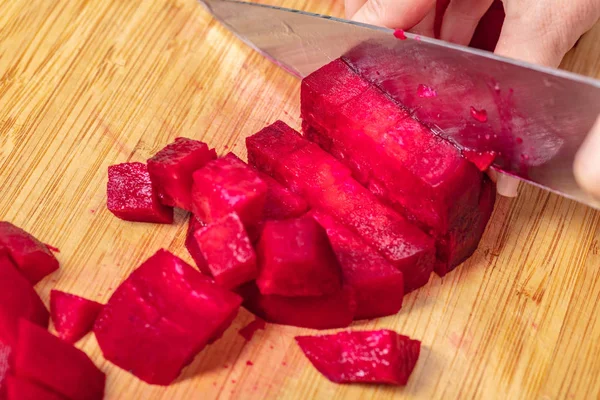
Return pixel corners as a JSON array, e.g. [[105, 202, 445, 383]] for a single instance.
[[352, 0, 435, 29], [574, 116, 600, 198]]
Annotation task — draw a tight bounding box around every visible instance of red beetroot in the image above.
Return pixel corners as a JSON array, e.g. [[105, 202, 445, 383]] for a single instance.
[[238, 317, 266, 341], [463, 150, 497, 171], [191, 153, 268, 228], [295, 330, 420, 385], [185, 215, 210, 275], [0, 252, 49, 346], [50, 290, 103, 344], [94, 249, 242, 385], [107, 162, 173, 224], [240, 283, 355, 330], [147, 137, 217, 210], [256, 216, 342, 297], [259, 171, 308, 221], [0, 222, 59, 285], [195, 213, 258, 289], [0, 339, 11, 397], [6, 376, 67, 400], [310, 211, 404, 319], [15, 319, 105, 400]]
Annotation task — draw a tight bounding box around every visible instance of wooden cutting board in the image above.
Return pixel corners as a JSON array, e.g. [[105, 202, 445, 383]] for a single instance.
[[1, 0, 599, 398]]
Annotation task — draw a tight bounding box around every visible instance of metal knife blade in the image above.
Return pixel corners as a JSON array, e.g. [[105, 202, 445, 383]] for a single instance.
[[199, 0, 600, 210]]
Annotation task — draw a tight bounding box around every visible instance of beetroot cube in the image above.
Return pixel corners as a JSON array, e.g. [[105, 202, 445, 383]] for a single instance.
[[310, 211, 404, 319], [259, 171, 308, 221], [6, 376, 67, 400], [191, 153, 267, 228], [0, 253, 48, 346], [107, 162, 173, 224], [147, 137, 217, 210], [195, 213, 258, 289], [185, 215, 210, 275], [0, 222, 59, 285], [50, 290, 103, 344], [295, 329, 420, 385], [15, 319, 105, 400], [94, 249, 242, 385], [240, 283, 355, 330], [0, 340, 11, 398], [256, 216, 342, 297]]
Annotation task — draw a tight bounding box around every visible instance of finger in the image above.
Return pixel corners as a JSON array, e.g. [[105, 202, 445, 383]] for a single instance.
[[345, 0, 366, 19], [496, 173, 520, 197], [574, 116, 600, 199], [439, 0, 494, 45], [352, 0, 436, 29], [410, 6, 437, 38]]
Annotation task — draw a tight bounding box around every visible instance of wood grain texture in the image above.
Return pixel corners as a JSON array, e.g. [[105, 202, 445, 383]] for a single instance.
[[0, 0, 599, 398]]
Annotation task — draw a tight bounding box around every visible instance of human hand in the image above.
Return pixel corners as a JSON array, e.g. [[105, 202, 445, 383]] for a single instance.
[[575, 116, 600, 199], [345, 0, 600, 197]]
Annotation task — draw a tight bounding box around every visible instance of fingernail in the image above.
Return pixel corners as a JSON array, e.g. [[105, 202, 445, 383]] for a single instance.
[[574, 117, 600, 198], [496, 174, 519, 197]]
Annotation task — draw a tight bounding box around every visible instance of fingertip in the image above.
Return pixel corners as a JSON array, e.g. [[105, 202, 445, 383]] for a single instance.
[[574, 117, 600, 199], [496, 174, 520, 197]]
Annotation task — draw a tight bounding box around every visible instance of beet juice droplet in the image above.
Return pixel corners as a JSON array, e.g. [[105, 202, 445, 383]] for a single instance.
[[393, 29, 407, 40], [470, 106, 488, 123], [417, 84, 437, 98]]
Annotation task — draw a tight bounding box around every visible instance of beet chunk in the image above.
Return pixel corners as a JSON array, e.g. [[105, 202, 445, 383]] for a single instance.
[[0, 222, 59, 285], [147, 137, 217, 210], [6, 376, 67, 400], [191, 153, 268, 229], [310, 211, 404, 319], [107, 162, 173, 224], [94, 249, 242, 385], [50, 290, 103, 344], [240, 283, 355, 330], [185, 215, 210, 275], [259, 171, 308, 221], [195, 213, 258, 289], [296, 330, 420, 385], [0, 252, 49, 346], [15, 319, 105, 400]]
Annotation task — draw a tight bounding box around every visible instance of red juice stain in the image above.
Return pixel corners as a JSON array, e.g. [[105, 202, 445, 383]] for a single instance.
[[45, 244, 60, 253], [393, 29, 407, 40], [213, 382, 217, 387], [89, 209, 96, 214], [238, 317, 266, 341], [417, 84, 437, 98], [231, 379, 236, 384], [223, 364, 229, 369], [281, 361, 287, 366], [246, 360, 254, 366], [470, 106, 488, 122], [516, 137, 523, 144], [462, 150, 497, 171], [269, 345, 274, 349]]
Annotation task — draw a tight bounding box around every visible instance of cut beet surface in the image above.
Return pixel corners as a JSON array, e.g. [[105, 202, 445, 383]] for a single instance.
[[194, 213, 258, 290], [50, 290, 104, 344], [238, 317, 266, 342], [247, 122, 435, 293], [296, 329, 420, 385], [147, 137, 217, 210], [258, 171, 308, 221], [191, 153, 267, 229], [462, 150, 497, 171], [310, 210, 404, 319], [185, 215, 210, 275], [107, 162, 174, 224], [0, 252, 49, 346], [256, 216, 342, 297], [6, 376, 67, 400], [0, 222, 59, 285], [94, 249, 242, 385], [15, 319, 105, 400], [239, 283, 355, 330]]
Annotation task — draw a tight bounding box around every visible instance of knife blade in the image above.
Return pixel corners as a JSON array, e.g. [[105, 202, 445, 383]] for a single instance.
[[199, 0, 600, 210]]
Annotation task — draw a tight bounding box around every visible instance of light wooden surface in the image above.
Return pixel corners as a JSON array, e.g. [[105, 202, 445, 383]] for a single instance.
[[1, 0, 599, 398]]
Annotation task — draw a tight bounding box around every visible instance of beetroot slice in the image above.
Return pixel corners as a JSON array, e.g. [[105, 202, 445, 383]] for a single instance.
[[195, 213, 258, 289], [107, 162, 174, 224], [239, 283, 355, 330], [0, 252, 49, 346], [0, 339, 12, 398], [94, 249, 242, 385], [258, 171, 308, 221], [15, 319, 105, 400], [6, 376, 67, 400], [0, 222, 59, 285], [147, 137, 217, 210], [310, 211, 404, 319], [295, 330, 420, 385], [184, 215, 210, 275], [256, 216, 342, 297], [191, 153, 267, 229], [50, 290, 103, 344]]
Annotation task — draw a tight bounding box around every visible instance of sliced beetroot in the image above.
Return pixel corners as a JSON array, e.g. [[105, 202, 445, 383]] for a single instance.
[[147, 137, 217, 210], [0, 252, 49, 346], [15, 319, 105, 400], [247, 122, 435, 293], [107, 162, 173, 224], [259, 171, 308, 221], [94, 249, 242, 385], [191, 153, 267, 228], [184, 215, 210, 275], [195, 213, 258, 289], [238, 317, 266, 341], [256, 216, 341, 297], [310, 211, 404, 319], [50, 290, 103, 344], [462, 150, 497, 171], [295, 329, 420, 385], [0, 339, 12, 398], [0, 222, 59, 285], [240, 283, 355, 330], [6, 376, 67, 400]]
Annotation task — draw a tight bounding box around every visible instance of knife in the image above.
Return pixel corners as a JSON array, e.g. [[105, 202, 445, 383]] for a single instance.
[[199, 0, 600, 210]]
